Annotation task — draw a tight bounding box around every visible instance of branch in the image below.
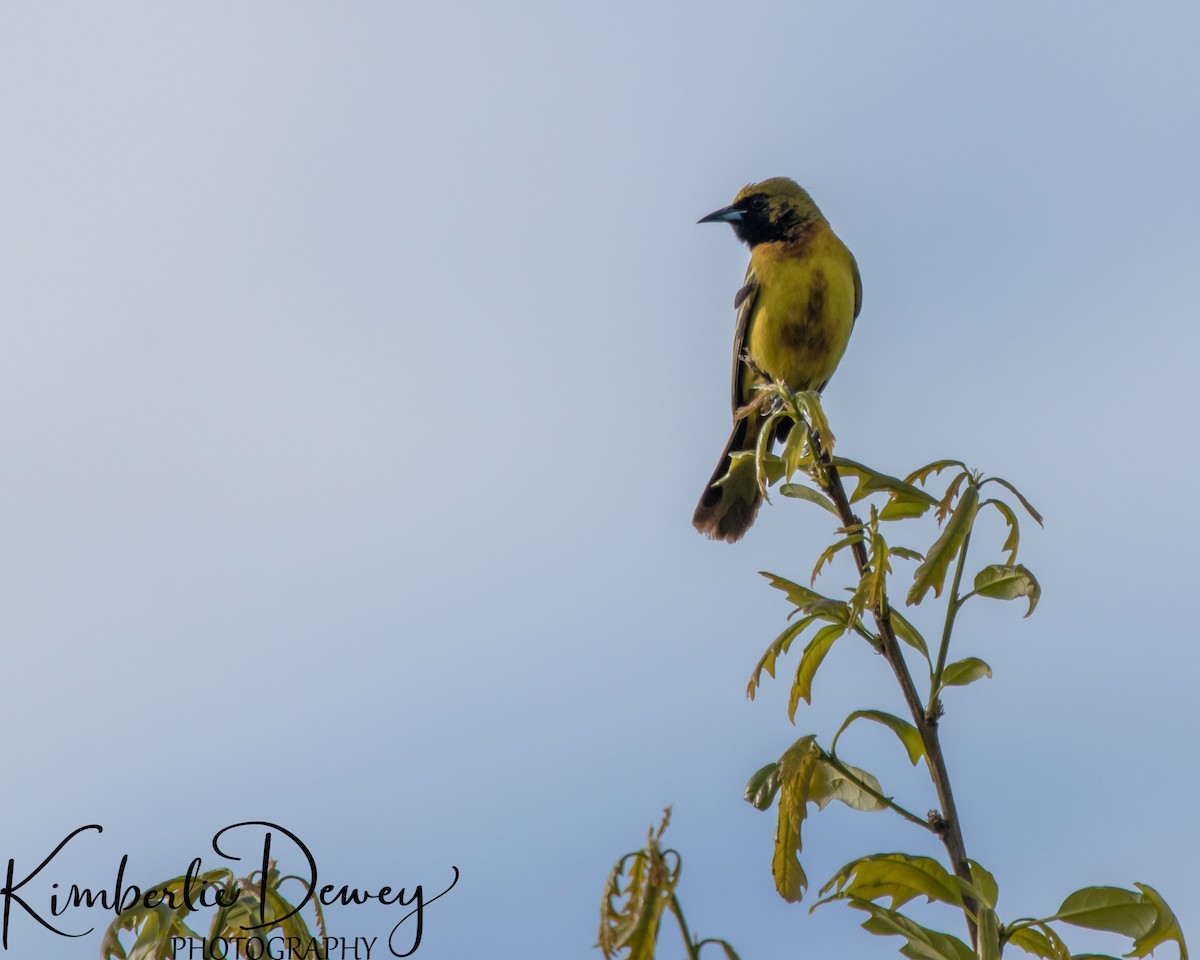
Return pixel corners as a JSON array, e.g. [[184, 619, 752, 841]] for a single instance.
[[811, 435, 980, 949]]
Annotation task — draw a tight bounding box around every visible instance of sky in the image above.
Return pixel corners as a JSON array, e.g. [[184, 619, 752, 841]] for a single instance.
[[1, 3, 1198, 958]]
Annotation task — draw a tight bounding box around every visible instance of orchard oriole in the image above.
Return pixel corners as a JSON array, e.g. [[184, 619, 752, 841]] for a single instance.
[[693, 177, 862, 542]]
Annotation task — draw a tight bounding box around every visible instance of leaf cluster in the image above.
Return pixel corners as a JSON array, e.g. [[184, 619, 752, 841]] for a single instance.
[[597, 810, 739, 960], [100, 863, 327, 960]]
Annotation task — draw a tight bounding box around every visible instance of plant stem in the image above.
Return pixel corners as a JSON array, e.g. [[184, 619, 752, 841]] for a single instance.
[[930, 531, 972, 709], [668, 893, 700, 960], [815, 442, 979, 949]]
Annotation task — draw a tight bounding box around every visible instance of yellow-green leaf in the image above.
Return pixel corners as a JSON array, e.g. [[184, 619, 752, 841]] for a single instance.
[[940, 657, 992, 688], [772, 737, 821, 902], [1131, 883, 1189, 960], [846, 897, 975, 960], [972, 564, 1040, 617], [1052, 886, 1156, 938], [820, 854, 963, 911], [907, 485, 979, 607], [789, 623, 844, 717], [889, 610, 930, 662], [779, 483, 838, 516], [809, 759, 886, 813], [831, 710, 925, 766]]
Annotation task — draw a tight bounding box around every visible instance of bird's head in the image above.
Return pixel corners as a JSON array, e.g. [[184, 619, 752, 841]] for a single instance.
[[698, 177, 823, 247]]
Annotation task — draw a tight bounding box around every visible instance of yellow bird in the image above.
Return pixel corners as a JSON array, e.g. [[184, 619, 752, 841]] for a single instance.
[[693, 177, 862, 542]]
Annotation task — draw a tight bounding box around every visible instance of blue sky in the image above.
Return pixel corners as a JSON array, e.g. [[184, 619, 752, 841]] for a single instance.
[[1, 3, 1197, 958]]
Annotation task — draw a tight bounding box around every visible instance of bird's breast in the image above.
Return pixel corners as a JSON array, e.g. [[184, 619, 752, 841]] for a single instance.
[[746, 230, 857, 391]]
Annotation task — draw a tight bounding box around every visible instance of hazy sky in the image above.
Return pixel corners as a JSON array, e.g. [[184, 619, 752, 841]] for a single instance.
[[2, 3, 1197, 958]]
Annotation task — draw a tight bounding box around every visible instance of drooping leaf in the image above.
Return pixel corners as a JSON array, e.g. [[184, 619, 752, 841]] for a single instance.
[[845, 897, 975, 960], [819, 854, 963, 911], [986, 475, 1044, 526], [747, 616, 815, 699], [831, 710, 925, 766], [966, 860, 999, 910], [1131, 883, 1189, 960], [908, 485, 979, 606], [694, 937, 743, 960], [1005, 926, 1057, 959], [889, 610, 931, 662], [771, 737, 822, 901], [905, 459, 968, 488], [971, 563, 1040, 617], [940, 657, 992, 688], [812, 533, 865, 585], [744, 762, 782, 811], [889, 546, 926, 562], [809, 758, 886, 813], [789, 623, 845, 717], [779, 483, 838, 515], [983, 497, 1021, 565]]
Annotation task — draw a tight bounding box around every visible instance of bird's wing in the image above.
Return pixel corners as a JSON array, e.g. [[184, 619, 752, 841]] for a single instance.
[[730, 265, 759, 413], [850, 249, 863, 322]]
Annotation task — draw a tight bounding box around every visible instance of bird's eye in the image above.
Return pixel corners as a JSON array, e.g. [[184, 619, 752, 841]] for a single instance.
[[742, 193, 769, 214]]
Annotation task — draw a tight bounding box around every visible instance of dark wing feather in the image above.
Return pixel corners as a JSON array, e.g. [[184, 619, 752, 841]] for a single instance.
[[729, 266, 759, 413]]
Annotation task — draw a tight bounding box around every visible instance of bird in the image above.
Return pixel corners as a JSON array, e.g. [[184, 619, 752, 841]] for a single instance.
[[692, 177, 862, 543]]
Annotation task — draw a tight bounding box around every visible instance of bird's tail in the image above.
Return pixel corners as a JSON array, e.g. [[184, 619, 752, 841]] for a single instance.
[[692, 413, 767, 543]]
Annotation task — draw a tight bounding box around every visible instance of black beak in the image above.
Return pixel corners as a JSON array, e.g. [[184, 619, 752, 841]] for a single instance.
[[697, 204, 743, 225]]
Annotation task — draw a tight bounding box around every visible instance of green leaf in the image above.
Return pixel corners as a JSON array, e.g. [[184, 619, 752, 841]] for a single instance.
[[845, 897, 975, 960], [760, 572, 825, 609], [779, 483, 839, 515], [1005, 926, 1056, 959], [905, 459, 968, 487], [971, 563, 1040, 617], [695, 938, 743, 960], [1051, 886, 1156, 939], [831, 710, 925, 766], [744, 762, 781, 811], [907, 485, 979, 607], [780, 420, 812, 480], [809, 759, 886, 813], [976, 908, 1002, 960], [889, 610, 931, 662], [772, 736, 822, 901], [889, 546, 925, 562], [934, 470, 968, 525], [940, 657, 992, 688], [986, 475, 1044, 526], [789, 623, 845, 717], [983, 497, 1021, 565], [833, 457, 939, 507], [728, 449, 785, 488], [846, 526, 888, 635], [747, 616, 814, 699], [967, 860, 999, 909], [597, 817, 680, 960], [819, 854, 963, 911], [880, 498, 932, 521], [1131, 883, 1189, 960], [812, 533, 864, 584]]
